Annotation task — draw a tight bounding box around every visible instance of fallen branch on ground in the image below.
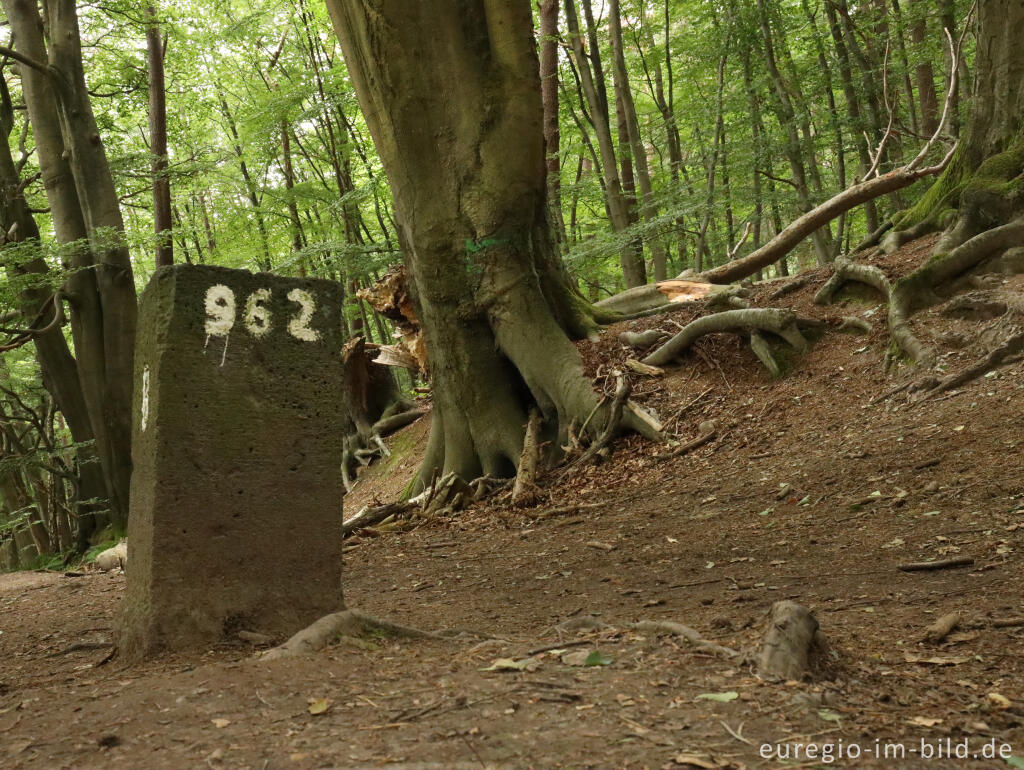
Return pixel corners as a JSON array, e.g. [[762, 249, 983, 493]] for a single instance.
[[919, 328, 1024, 397], [626, 620, 738, 658], [655, 431, 716, 460], [898, 557, 974, 572]]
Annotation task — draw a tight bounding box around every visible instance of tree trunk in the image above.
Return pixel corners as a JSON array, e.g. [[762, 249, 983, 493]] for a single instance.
[[146, 3, 172, 268], [825, 0, 880, 233], [281, 121, 306, 274], [218, 93, 273, 271], [3, 0, 136, 531], [893, 0, 1024, 245], [564, 0, 646, 286], [909, 0, 939, 136], [326, 0, 649, 490], [538, 0, 568, 251], [755, 0, 831, 264], [0, 78, 109, 549], [609, 0, 664, 279]]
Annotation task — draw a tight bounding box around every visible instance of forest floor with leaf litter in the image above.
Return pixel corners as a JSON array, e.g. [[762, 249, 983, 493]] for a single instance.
[[2, 236, 1024, 769]]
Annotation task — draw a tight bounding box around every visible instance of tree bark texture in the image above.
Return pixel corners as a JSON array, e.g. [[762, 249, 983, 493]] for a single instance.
[[326, 0, 627, 490]]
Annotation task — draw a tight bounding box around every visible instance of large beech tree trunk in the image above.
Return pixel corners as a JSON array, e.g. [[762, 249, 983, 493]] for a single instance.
[[326, 0, 636, 491], [893, 0, 1024, 249], [0, 76, 109, 548], [3, 0, 137, 531]]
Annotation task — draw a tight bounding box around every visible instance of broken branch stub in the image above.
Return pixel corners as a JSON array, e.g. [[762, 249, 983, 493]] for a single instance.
[[757, 601, 821, 680]]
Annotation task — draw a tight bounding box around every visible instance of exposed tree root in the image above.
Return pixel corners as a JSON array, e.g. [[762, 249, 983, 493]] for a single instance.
[[918, 327, 1024, 397], [569, 375, 630, 468], [768, 274, 813, 301], [757, 601, 822, 680], [642, 308, 809, 368], [626, 620, 739, 659], [341, 471, 480, 537], [889, 218, 1024, 366], [813, 257, 892, 306], [749, 331, 781, 378], [371, 405, 425, 437], [262, 609, 444, 659], [880, 217, 943, 254], [816, 222, 1024, 369], [855, 221, 893, 252], [619, 329, 668, 351], [341, 500, 416, 536]]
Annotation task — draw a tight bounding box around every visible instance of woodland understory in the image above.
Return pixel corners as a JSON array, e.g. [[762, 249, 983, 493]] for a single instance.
[[0, 0, 1003, 566]]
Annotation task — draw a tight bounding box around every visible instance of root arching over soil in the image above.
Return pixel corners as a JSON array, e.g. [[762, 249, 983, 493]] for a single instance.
[[815, 219, 1024, 368]]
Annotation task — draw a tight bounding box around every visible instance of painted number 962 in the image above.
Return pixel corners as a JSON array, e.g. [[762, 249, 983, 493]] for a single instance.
[[204, 284, 321, 342]]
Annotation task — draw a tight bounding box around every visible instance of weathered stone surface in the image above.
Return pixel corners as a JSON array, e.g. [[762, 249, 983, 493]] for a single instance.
[[120, 265, 344, 659]]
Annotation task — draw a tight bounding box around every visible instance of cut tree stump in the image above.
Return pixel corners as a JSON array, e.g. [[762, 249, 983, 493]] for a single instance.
[[757, 601, 821, 680]]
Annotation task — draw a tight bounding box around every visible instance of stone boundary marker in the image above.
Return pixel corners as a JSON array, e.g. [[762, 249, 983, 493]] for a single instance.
[[120, 265, 344, 659]]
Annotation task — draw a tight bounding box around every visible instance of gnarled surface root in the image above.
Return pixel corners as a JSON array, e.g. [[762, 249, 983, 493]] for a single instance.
[[641, 308, 809, 368], [262, 609, 442, 660]]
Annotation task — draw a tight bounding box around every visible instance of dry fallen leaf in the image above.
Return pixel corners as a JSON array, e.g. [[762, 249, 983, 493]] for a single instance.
[[987, 692, 1012, 710], [307, 697, 332, 715], [907, 716, 944, 727], [480, 657, 538, 672], [672, 754, 720, 769]]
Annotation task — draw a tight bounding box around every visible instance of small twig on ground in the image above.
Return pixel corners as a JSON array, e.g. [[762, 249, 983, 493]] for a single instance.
[[720, 720, 753, 746], [898, 557, 974, 572], [655, 431, 716, 460]]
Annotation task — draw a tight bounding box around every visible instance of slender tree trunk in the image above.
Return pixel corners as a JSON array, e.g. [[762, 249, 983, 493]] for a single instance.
[[280, 121, 306, 275], [0, 77, 110, 547], [3, 0, 136, 531], [756, 0, 831, 264], [218, 94, 273, 271], [890, 0, 920, 136], [146, 3, 172, 267], [564, 0, 645, 286], [539, 0, 568, 251], [940, 0, 961, 139], [609, 0, 665, 279], [825, 0, 879, 233], [909, 0, 939, 136]]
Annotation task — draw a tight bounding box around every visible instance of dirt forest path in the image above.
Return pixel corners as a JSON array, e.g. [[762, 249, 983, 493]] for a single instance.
[[2, 242, 1024, 769]]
